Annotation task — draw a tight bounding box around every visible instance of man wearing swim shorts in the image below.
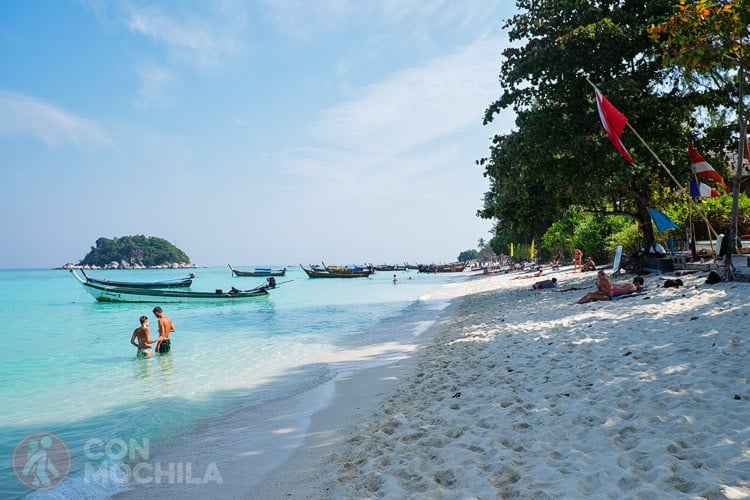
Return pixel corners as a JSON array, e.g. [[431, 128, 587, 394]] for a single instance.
[[153, 306, 175, 354], [130, 315, 157, 358]]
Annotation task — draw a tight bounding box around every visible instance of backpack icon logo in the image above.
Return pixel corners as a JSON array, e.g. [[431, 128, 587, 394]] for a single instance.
[[13, 432, 71, 490]]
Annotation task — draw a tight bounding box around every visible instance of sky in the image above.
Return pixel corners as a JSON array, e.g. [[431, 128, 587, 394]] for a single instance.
[[0, 1, 517, 269]]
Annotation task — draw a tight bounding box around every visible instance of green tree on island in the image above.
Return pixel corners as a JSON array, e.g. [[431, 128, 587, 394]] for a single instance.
[[80, 235, 190, 267]]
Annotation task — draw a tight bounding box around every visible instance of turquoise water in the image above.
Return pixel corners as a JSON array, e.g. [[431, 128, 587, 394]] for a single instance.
[[0, 266, 470, 498]]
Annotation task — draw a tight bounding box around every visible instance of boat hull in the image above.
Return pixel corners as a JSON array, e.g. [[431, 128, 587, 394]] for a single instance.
[[299, 264, 372, 278], [71, 270, 268, 302], [80, 270, 193, 288], [228, 265, 286, 277]]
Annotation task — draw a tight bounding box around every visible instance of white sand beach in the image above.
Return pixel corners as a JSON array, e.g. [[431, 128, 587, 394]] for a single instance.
[[118, 267, 749, 499], [250, 267, 750, 499]]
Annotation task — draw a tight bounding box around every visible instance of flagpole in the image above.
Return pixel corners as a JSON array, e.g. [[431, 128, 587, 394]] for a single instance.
[[585, 78, 718, 245]]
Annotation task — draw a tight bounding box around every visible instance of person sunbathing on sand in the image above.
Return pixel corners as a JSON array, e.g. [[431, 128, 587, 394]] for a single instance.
[[574, 273, 645, 304], [573, 270, 611, 304]]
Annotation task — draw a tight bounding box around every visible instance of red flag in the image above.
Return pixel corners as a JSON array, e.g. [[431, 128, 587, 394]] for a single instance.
[[595, 88, 634, 164], [686, 142, 728, 190]]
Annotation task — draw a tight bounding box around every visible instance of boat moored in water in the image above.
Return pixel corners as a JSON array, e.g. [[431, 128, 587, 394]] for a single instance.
[[70, 269, 270, 302], [299, 264, 373, 278], [228, 264, 286, 277], [78, 269, 194, 288]]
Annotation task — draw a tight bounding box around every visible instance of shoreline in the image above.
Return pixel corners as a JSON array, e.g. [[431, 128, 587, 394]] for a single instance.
[[112, 273, 472, 499], [118, 267, 749, 498]]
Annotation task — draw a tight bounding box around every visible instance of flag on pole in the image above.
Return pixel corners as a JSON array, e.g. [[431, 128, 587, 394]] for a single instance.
[[594, 88, 634, 164], [686, 142, 728, 190], [689, 178, 720, 198]]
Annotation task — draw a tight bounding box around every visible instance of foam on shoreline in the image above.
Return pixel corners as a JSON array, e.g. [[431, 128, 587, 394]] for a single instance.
[[121, 268, 750, 498], [255, 268, 750, 498]]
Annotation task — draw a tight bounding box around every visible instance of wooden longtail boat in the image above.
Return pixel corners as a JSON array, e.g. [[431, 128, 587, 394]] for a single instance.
[[299, 264, 373, 278], [228, 264, 286, 277], [78, 269, 194, 289], [417, 263, 467, 273], [70, 269, 269, 303]]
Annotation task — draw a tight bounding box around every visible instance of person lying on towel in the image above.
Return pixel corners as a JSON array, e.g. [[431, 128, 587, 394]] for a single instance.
[[531, 277, 557, 290], [574, 273, 644, 304]]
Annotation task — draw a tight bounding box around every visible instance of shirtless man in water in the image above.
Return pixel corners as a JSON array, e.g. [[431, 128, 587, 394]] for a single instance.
[[153, 306, 175, 354], [130, 315, 157, 358]]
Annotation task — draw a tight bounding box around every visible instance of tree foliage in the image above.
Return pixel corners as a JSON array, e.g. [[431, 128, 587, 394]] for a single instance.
[[458, 249, 480, 262], [80, 235, 190, 267], [478, 0, 736, 261], [648, 0, 750, 261]]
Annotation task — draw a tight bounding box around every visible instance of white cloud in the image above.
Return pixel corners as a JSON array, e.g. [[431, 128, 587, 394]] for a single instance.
[[124, 3, 246, 72], [0, 90, 111, 148], [305, 35, 506, 164]]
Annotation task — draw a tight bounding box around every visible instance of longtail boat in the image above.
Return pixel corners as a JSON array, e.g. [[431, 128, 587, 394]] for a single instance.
[[70, 269, 269, 303], [78, 269, 194, 289], [228, 264, 286, 277], [417, 263, 467, 273], [299, 264, 373, 278]]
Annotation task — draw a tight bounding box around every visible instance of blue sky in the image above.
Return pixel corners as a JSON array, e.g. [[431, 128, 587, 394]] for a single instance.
[[0, 1, 516, 268]]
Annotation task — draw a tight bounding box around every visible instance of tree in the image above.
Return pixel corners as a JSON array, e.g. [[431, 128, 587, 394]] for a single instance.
[[649, 0, 750, 276], [80, 235, 190, 267], [479, 1, 713, 253], [458, 249, 480, 262]]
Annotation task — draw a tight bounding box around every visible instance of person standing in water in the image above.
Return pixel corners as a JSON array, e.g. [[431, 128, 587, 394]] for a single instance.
[[153, 306, 175, 354], [130, 315, 157, 358]]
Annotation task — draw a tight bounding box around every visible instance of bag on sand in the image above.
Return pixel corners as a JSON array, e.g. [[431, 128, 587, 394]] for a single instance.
[[705, 271, 722, 284]]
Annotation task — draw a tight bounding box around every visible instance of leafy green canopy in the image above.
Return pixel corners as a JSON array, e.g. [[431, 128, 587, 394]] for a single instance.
[[478, 0, 737, 260], [80, 235, 190, 267]]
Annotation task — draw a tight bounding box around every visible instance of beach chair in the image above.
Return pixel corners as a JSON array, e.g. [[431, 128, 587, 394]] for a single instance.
[[610, 245, 623, 277]]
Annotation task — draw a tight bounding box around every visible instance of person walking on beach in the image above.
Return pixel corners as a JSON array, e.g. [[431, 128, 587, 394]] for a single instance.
[[573, 248, 583, 273], [153, 306, 175, 354], [130, 315, 157, 358], [392, 274, 398, 284]]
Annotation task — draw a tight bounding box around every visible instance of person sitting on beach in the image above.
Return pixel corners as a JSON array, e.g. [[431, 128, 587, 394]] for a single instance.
[[130, 315, 157, 358], [581, 257, 596, 272], [573, 270, 612, 304], [648, 242, 667, 258], [531, 277, 557, 290]]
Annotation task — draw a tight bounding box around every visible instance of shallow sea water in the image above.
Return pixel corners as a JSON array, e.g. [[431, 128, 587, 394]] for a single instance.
[[0, 266, 471, 498]]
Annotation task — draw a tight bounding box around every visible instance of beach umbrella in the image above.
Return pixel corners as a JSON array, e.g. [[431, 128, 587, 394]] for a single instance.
[[647, 207, 680, 232], [530, 239, 536, 261], [510, 243, 514, 258]]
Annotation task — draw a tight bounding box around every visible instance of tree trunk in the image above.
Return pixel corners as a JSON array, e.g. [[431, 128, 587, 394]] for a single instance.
[[726, 58, 747, 280]]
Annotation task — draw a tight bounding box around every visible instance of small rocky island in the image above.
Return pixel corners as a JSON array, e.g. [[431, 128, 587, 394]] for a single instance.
[[60, 235, 196, 270]]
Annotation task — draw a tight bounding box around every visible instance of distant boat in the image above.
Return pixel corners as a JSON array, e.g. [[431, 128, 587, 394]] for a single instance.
[[299, 264, 373, 278], [417, 263, 467, 273], [373, 264, 407, 271], [228, 265, 286, 277], [70, 269, 269, 303], [78, 269, 194, 288]]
